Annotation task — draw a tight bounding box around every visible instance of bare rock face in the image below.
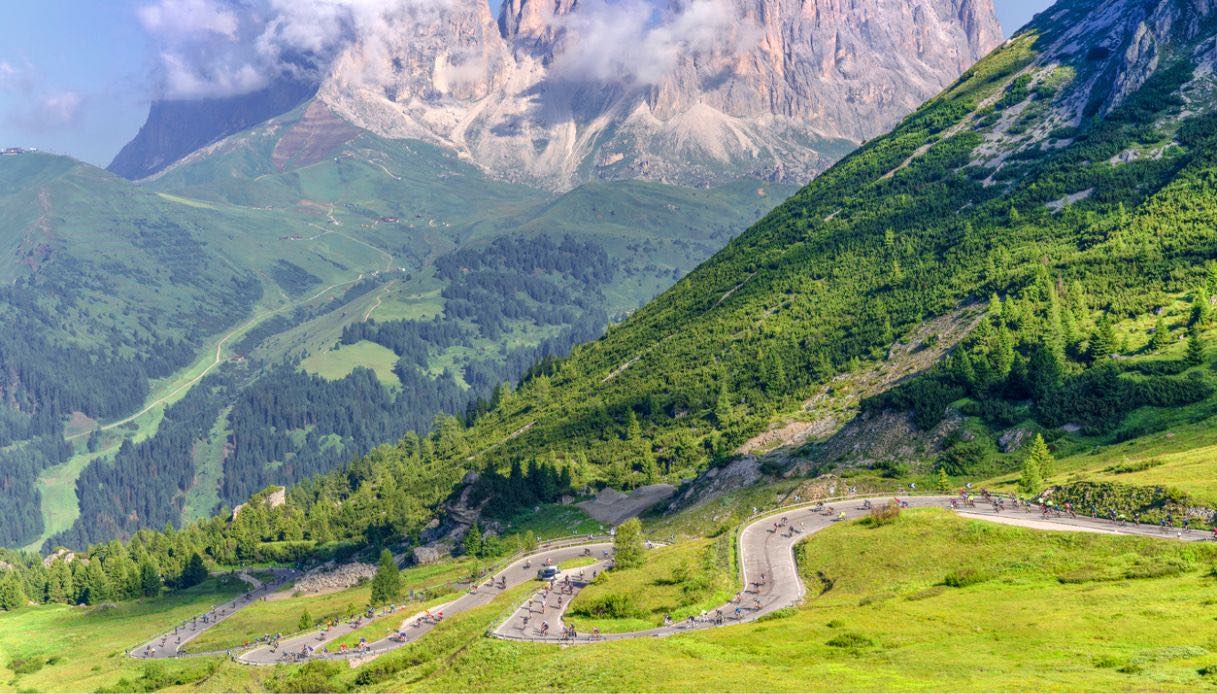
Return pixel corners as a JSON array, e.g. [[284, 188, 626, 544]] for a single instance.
[[292, 561, 376, 595], [317, 0, 1002, 189], [971, 0, 1217, 177]]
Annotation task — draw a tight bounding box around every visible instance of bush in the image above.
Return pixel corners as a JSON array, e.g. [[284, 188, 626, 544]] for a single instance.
[[942, 568, 990, 588], [1103, 459, 1163, 474], [826, 632, 875, 649], [758, 607, 798, 622], [862, 501, 902, 527], [8, 657, 44, 675], [869, 460, 908, 479], [568, 592, 644, 620]]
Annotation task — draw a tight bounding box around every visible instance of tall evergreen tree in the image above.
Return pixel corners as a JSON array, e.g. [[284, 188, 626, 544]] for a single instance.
[[1090, 315, 1117, 361], [0, 572, 27, 611], [1192, 288, 1210, 328], [369, 549, 401, 606], [463, 522, 484, 558], [80, 562, 111, 605], [139, 559, 161, 598], [612, 518, 646, 570], [179, 552, 209, 589], [1149, 316, 1172, 352], [1186, 323, 1206, 367], [1026, 434, 1055, 479]]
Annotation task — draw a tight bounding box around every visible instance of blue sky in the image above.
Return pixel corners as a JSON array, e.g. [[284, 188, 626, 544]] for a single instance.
[[0, 0, 1054, 167]]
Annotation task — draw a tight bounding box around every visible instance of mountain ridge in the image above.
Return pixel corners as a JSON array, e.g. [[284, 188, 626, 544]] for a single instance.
[[108, 0, 1002, 187]]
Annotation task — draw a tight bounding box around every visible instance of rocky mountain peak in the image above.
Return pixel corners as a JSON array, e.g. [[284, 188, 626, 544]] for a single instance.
[[322, 0, 1002, 189], [116, 0, 1004, 188]]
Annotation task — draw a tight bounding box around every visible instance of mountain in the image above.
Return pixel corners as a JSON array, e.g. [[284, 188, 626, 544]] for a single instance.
[[108, 0, 1001, 185], [107, 78, 318, 180], [317, 0, 1003, 188], [0, 0, 1008, 552], [23, 0, 1215, 556], [255, 0, 1217, 535], [0, 117, 794, 551], [8, 0, 1217, 689]]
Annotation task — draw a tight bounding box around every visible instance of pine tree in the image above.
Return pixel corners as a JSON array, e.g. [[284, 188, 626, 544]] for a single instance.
[[953, 349, 976, 390], [1192, 288, 1210, 328], [1186, 323, 1206, 367], [463, 522, 484, 558], [0, 572, 26, 611], [713, 380, 736, 429], [1149, 316, 1171, 352], [179, 552, 209, 589], [139, 558, 161, 598], [80, 562, 111, 605], [935, 467, 951, 493], [1026, 434, 1055, 479], [369, 549, 401, 606], [1017, 451, 1043, 497], [1026, 342, 1064, 401], [298, 609, 312, 631], [612, 518, 646, 570], [1090, 315, 1117, 361], [991, 325, 1016, 382], [45, 559, 73, 603], [625, 410, 642, 442]]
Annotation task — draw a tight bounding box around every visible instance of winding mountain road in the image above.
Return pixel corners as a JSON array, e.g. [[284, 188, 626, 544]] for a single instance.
[[131, 496, 1210, 663]]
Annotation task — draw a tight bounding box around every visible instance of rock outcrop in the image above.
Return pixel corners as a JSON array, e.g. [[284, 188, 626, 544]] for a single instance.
[[109, 79, 316, 180]]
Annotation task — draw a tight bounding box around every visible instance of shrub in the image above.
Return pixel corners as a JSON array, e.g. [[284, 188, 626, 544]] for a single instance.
[[862, 501, 902, 527], [1104, 459, 1163, 474], [758, 607, 798, 622], [826, 632, 875, 649], [942, 568, 990, 588], [8, 657, 43, 675], [567, 592, 644, 620]]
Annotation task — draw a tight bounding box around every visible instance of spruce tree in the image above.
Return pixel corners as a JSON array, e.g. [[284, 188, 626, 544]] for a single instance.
[[1026, 434, 1055, 479], [463, 523, 484, 558], [369, 549, 401, 606], [1017, 452, 1043, 497], [81, 562, 111, 605], [139, 559, 161, 598], [1192, 288, 1210, 328], [612, 518, 646, 570], [1026, 342, 1063, 401], [298, 609, 312, 631], [1149, 316, 1171, 352], [1186, 323, 1206, 367], [935, 467, 951, 493], [1090, 315, 1117, 361], [179, 552, 209, 589], [0, 572, 26, 611]]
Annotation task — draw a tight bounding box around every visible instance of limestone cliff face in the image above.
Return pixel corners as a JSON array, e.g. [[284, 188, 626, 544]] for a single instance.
[[316, 0, 1003, 189]]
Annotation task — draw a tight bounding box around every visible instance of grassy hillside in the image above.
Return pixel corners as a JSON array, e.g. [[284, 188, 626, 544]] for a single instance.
[[344, 0, 1217, 504], [6, 511, 1216, 691]]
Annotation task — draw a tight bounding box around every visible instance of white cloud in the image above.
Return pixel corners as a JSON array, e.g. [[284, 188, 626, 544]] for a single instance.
[[136, 0, 240, 41], [550, 0, 752, 85], [5, 90, 84, 132], [136, 0, 427, 99], [134, 0, 754, 99], [38, 91, 84, 126]]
